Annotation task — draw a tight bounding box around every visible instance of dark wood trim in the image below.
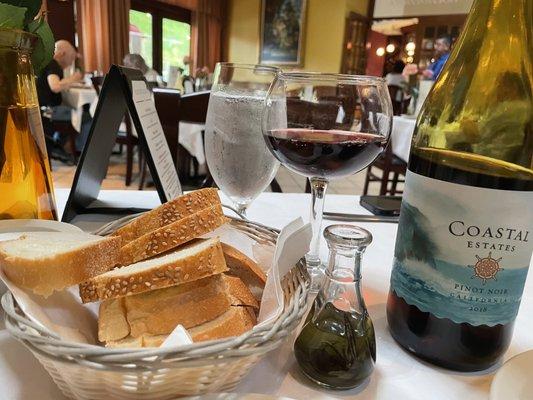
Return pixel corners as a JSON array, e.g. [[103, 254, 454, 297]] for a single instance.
[[131, 0, 191, 23], [366, 0, 375, 19], [152, 16, 163, 73]]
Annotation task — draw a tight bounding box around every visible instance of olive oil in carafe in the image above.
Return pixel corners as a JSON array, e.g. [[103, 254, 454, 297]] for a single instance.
[[294, 301, 376, 389]]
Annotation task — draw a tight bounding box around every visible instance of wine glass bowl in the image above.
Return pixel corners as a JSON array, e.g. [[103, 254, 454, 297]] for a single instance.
[[263, 72, 393, 285], [204, 63, 281, 216]]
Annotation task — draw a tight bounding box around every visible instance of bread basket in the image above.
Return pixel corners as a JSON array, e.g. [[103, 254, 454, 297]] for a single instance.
[[1, 215, 310, 399]]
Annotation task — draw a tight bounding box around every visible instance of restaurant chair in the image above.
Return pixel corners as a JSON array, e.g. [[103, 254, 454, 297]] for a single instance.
[[363, 139, 406, 196], [91, 75, 141, 186], [387, 85, 409, 116]]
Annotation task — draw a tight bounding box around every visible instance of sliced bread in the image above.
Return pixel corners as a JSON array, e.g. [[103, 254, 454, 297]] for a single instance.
[[112, 188, 220, 242], [0, 232, 121, 297], [223, 275, 259, 309], [221, 243, 267, 289], [80, 237, 227, 303], [119, 204, 228, 265], [98, 274, 231, 342], [106, 306, 255, 348]]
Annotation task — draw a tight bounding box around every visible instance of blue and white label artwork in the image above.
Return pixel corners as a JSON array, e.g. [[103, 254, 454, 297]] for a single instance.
[[390, 171, 533, 326]]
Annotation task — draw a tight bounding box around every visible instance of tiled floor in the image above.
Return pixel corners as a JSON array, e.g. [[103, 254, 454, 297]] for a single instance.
[[51, 153, 392, 196]]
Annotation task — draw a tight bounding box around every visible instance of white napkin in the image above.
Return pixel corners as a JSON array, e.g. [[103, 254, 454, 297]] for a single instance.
[[257, 217, 311, 327]]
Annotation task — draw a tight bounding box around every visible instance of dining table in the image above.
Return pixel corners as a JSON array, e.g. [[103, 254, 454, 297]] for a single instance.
[[0, 189, 532, 400], [62, 85, 98, 132], [390, 115, 416, 162]]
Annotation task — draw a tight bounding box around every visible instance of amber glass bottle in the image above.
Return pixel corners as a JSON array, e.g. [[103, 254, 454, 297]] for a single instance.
[[0, 30, 57, 220]]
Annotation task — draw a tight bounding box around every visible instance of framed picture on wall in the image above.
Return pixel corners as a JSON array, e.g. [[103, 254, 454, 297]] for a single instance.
[[260, 0, 307, 66]]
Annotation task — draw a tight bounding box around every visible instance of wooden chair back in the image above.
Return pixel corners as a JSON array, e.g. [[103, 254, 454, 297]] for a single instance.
[[91, 76, 105, 95], [388, 85, 406, 116]]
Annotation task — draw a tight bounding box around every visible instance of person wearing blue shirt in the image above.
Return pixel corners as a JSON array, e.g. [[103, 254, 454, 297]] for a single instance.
[[423, 35, 451, 80]]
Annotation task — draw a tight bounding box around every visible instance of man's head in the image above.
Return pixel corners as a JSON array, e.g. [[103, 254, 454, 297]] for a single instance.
[[54, 40, 77, 68], [434, 35, 451, 58]]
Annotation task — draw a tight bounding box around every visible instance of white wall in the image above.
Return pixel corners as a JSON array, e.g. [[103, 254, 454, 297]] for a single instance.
[[374, 0, 473, 18]]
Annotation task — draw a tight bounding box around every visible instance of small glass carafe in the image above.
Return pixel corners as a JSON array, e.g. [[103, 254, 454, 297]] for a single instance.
[[294, 224, 376, 390]]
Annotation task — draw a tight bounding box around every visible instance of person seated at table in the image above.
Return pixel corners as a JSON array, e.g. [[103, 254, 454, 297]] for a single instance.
[[385, 60, 408, 87], [422, 34, 451, 81], [37, 40, 83, 164], [123, 53, 164, 87]]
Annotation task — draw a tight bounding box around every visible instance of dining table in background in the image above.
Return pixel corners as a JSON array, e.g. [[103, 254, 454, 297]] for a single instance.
[[391, 115, 417, 162], [62, 85, 98, 132], [0, 189, 532, 400], [179, 121, 206, 166]]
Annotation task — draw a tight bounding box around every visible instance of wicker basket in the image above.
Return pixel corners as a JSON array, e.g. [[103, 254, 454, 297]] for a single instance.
[[2, 217, 310, 399]]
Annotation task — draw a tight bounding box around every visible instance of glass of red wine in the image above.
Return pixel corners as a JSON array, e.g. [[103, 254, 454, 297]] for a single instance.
[[262, 72, 393, 287]]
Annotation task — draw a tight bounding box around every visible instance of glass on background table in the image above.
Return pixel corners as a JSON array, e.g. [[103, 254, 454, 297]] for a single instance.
[[262, 72, 393, 288]]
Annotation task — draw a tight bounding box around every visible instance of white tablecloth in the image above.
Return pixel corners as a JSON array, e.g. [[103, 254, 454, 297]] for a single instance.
[[179, 122, 206, 165], [62, 87, 98, 132], [391, 116, 416, 162], [1, 189, 532, 400]]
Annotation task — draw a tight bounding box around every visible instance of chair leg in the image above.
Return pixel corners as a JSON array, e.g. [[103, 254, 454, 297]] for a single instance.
[[139, 160, 147, 190], [391, 172, 400, 196], [125, 141, 133, 186], [270, 178, 282, 193], [363, 167, 371, 195], [379, 170, 390, 196]]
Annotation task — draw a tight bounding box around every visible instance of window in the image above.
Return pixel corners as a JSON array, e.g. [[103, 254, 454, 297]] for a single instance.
[[129, 10, 153, 68], [128, 1, 191, 84], [162, 18, 191, 81]]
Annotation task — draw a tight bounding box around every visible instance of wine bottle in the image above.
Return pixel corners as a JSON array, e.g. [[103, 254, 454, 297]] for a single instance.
[[387, 0, 532, 371]]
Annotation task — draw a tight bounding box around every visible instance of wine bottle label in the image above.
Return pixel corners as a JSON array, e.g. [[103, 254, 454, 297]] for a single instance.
[[390, 170, 533, 326]]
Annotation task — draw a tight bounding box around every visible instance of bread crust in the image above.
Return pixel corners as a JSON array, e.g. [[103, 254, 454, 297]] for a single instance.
[[119, 204, 228, 265], [221, 243, 267, 289], [125, 275, 231, 337], [106, 306, 255, 348], [0, 234, 121, 297], [223, 275, 259, 309], [113, 189, 220, 242], [79, 238, 228, 303]]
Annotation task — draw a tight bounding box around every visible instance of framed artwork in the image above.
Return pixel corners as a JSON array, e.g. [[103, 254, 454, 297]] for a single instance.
[[260, 0, 307, 66]]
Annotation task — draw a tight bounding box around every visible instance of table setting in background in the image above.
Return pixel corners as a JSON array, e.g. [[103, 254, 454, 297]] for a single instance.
[[62, 85, 98, 133], [1, 0, 532, 396]]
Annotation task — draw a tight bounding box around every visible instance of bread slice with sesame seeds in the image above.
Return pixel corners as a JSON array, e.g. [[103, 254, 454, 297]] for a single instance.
[[0, 232, 121, 297], [118, 204, 229, 266], [112, 188, 220, 243], [98, 274, 231, 342], [79, 237, 227, 303]]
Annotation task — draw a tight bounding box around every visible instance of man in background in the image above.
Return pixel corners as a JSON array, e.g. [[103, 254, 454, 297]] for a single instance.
[[422, 34, 451, 81], [37, 40, 83, 163]]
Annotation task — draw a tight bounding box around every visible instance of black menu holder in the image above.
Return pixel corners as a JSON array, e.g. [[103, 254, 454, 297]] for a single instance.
[[62, 65, 182, 226]]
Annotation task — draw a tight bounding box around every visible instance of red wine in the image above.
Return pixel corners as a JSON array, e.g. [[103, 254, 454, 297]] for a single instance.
[[264, 129, 387, 178]]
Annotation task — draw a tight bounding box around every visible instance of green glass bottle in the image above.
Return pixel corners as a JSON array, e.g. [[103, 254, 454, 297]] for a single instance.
[[387, 0, 532, 371]]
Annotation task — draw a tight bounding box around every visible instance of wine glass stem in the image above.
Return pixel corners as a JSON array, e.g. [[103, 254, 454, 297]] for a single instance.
[[306, 177, 328, 273], [236, 204, 247, 219]]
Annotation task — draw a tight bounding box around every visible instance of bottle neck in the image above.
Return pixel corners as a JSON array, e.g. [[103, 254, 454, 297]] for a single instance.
[[320, 246, 367, 314]]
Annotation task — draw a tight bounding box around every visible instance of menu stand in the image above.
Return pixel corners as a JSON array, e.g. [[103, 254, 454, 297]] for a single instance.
[[62, 65, 182, 228]]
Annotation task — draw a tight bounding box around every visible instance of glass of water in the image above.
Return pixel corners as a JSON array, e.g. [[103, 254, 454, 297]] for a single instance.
[[205, 63, 281, 216]]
